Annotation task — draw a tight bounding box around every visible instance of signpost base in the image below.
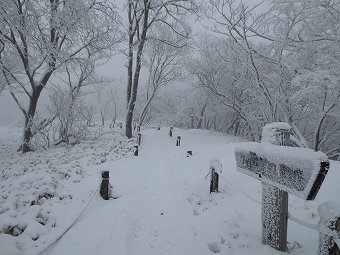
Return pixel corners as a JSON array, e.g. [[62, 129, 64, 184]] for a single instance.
[[262, 183, 288, 251]]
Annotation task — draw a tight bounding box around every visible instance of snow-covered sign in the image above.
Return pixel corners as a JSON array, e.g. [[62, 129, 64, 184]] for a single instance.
[[234, 143, 329, 200]]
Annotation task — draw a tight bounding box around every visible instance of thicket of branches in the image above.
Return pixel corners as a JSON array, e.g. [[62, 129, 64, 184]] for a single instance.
[[178, 0, 340, 159]]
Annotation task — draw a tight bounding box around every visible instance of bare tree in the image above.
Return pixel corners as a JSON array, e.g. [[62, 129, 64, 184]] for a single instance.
[[0, 0, 120, 152], [203, 0, 340, 155], [124, 0, 196, 138], [138, 24, 188, 126], [93, 76, 118, 127]]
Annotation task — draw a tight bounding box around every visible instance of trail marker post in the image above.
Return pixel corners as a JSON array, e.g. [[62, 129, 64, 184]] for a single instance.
[[234, 122, 330, 252], [134, 145, 139, 156], [158, 124, 160, 130], [100, 171, 110, 200], [137, 133, 141, 146], [209, 159, 222, 193], [176, 136, 181, 146], [318, 202, 340, 255], [169, 126, 173, 137]]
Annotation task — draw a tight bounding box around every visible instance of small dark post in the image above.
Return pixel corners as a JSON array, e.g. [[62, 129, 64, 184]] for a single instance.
[[176, 136, 181, 146], [134, 123, 136, 130], [187, 151, 192, 157], [134, 145, 139, 156], [209, 168, 219, 193], [137, 133, 141, 146], [158, 124, 160, 130], [319, 202, 340, 255], [169, 126, 173, 137], [100, 171, 110, 200], [137, 125, 141, 132]]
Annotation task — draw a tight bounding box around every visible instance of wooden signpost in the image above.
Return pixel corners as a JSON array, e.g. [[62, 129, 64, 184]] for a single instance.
[[234, 123, 330, 252]]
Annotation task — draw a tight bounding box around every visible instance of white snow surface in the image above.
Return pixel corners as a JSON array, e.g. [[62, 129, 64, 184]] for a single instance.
[[209, 159, 223, 174], [0, 126, 339, 255]]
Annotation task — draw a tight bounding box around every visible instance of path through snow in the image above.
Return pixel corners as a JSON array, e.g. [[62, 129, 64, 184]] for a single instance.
[[43, 127, 339, 255]]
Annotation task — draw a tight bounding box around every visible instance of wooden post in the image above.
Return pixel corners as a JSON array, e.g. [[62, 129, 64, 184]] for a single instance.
[[209, 167, 219, 193], [134, 145, 138, 156], [187, 151, 192, 157], [318, 202, 340, 255], [176, 136, 181, 146], [137, 133, 141, 146], [169, 126, 173, 137], [261, 125, 290, 251], [100, 171, 110, 200], [137, 125, 140, 132], [158, 124, 160, 130]]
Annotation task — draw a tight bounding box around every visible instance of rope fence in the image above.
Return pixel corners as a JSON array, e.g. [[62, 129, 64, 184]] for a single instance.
[[31, 183, 101, 255]]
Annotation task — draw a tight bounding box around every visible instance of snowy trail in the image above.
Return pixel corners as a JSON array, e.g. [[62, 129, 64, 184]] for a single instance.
[[40, 127, 340, 255], [46, 128, 199, 255], [2, 126, 339, 255]]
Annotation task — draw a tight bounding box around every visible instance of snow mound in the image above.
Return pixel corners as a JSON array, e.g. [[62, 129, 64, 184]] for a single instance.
[[0, 126, 134, 254]]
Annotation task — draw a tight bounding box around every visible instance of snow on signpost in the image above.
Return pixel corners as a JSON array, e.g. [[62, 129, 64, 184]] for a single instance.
[[234, 122, 330, 252]]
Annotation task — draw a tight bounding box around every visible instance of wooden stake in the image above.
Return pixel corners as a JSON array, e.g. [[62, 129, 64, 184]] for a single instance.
[[319, 202, 340, 255], [100, 171, 110, 200], [134, 145, 138, 156], [176, 136, 181, 146], [137, 133, 141, 146], [210, 169, 219, 193]]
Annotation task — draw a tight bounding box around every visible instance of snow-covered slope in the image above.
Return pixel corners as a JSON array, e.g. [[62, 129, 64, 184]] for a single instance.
[[0, 126, 339, 255]]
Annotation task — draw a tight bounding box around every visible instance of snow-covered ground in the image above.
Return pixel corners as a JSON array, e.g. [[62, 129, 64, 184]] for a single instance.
[[0, 126, 339, 255]]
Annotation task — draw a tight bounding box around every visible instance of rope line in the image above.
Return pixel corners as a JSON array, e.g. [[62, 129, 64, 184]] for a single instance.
[[218, 173, 262, 205], [31, 184, 101, 255], [288, 212, 319, 231], [218, 174, 340, 238]]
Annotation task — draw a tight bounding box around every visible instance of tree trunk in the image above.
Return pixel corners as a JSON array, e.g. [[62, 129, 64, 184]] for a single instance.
[[22, 87, 42, 153], [197, 101, 207, 129], [125, 4, 149, 139]]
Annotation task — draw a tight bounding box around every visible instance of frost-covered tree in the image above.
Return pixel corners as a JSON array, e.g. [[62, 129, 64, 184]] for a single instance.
[[124, 0, 197, 138], [136, 23, 189, 126], [0, 0, 120, 152], [204, 0, 340, 158]]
